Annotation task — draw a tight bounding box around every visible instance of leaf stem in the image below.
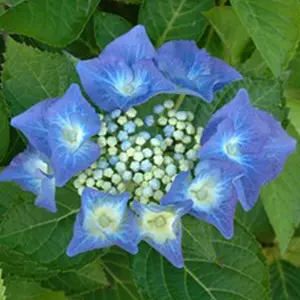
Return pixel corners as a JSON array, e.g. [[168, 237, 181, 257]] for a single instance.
[[174, 94, 186, 110]]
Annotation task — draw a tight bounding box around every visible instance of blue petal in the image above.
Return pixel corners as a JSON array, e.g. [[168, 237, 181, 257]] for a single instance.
[[67, 188, 138, 256], [46, 84, 101, 186], [201, 89, 250, 144], [49, 138, 101, 187], [77, 56, 175, 112], [101, 25, 156, 66], [156, 41, 242, 102], [0, 146, 56, 212], [11, 98, 57, 157], [187, 161, 241, 239], [132, 201, 192, 268]]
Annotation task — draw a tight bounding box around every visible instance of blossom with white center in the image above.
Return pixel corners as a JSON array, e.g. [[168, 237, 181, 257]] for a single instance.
[[144, 172, 153, 181], [104, 168, 114, 178], [154, 155, 164, 166], [78, 173, 88, 184], [158, 117, 168, 126], [110, 109, 122, 119], [175, 143, 185, 153], [93, 169, 103, 180], [123, 170, 133, 181], [107, 136, 118, 147], [127, 147, 135, 157], [121, 140, 132, 151], [115, 161, 126, 173], [126, 108, 137, 118], [108, 147, 118, 156], [97, 136, 106, 147], [143, 148, 153, 158], [135, 136, 146, 146], [133, 172, 144, 184], [149, 178, 161, 190], [164, 99, 174, 109], [144, 115, 154, 126], [130, 161, 140, 172], [143, 186, 154, 197], [176, 111, 188, 121], [117, 116, 127, 125], [109, 156, 119, 165], [133, 151, 144, 162], [117, 130, 128, 142], [176, 121, 186, 130], [134, 118, 144, 127], [166, 164, 177, 176], [168, 110, 176, 118], [86, 178, 95, 187], [168, 117, 177, 126], [108, 122, 118, 133], [140, 159, 152, 172], [124, 121, 136, 133], [173, 130, 184, 140], [119, 153, 129, 162]]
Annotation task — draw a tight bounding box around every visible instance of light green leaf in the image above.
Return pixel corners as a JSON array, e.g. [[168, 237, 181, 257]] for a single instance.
[[94, 11, 133, 49], [2, 37, 79, 116], [133, 217, 269, 300], [139, 0, 214, 47], [0, 269, 6, 300], [43, 257, 108, 297], [0, 0, 100, 46], [282, 238, 300, 267], [5, 278, 66, 300], [269, 260, 300, 300], [261, 125, 300, 253], [287, 99, 300, 134], [285, 45, 300, 101], [230, 0, 300, 77], [0, 92, 9, 164], [204, 6, 251, 66]]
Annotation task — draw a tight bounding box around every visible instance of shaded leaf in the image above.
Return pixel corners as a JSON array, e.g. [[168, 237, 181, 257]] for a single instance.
[[139, 0, 213, 47], [282, 238, 300, 267], [0, 92, 9, 164], [0, 0, 101, 46], [94, 11, 133, 49]]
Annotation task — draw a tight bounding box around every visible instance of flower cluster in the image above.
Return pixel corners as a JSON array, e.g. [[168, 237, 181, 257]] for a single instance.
[[0, 26, 296, 268]]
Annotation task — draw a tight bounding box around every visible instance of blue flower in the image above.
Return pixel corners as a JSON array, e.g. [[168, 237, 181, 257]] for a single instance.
[[67, 188, 138, 257], [76, 25, 175, 112], [46, 84, 101, 187], [161, 163, 242, 239], [199, 89, 296, 210], [10, 84, 101, 187], [132, 200, 192, 268], [0, 146, 56, 212], [156, 41, 242, 102]]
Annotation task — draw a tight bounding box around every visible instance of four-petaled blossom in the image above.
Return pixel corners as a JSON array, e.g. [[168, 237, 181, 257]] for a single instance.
[[132, 200, 193, 268], [156, 41, 242, 102], [67, 188, 139, 257], [162, 162, 242, 239], [76, 25, 175, 112], [0, 146, 56, 212], [199, 89, 296, 210], [12, 84, 101, 187]]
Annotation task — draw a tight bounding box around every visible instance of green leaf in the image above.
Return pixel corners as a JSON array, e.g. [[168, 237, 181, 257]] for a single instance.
[[181, 75, 286, 129], [0, 185, 99, 270], [133, 217, 269, 300], [139, 0, 214, 47], [204, 6, 251, 66], [43, 257, 108, 297], [287, 100, 300, 134], [2, 37, 79, 116], [66, 19, 100, 59], [230, 0, 300, 77], [5, 278, 66, 300], [0, 92, 9, 164], [69, 249, 144, 300], [0, 269, 6, 300], [282, 238, 300, 267], [0, 0, 101, 46], [236, 201, 275, 244], [284, 45, 300, 101], [94, 11, 133, 50], [261, 125, 300, 253], [269, 260, 300, 300]]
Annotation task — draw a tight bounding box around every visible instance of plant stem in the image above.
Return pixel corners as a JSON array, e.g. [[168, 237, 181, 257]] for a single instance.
[[174, 94, 186, 110]]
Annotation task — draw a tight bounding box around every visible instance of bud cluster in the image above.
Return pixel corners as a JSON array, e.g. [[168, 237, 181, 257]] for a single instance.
[[73, 99, 203, 204]]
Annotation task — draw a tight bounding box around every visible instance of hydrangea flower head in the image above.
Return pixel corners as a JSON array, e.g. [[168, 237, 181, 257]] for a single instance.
[[132, 200, 192, 268], [76, 25, 175, 112], [199, 89, 296, 210], [67, 188, 138, 257], [156, 41, 242, 102], [0, 146, 56, 212]]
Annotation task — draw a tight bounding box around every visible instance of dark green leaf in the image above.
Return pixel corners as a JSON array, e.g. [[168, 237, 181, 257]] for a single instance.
[[230, 0, 300, 77], [94, 11, 133, 50], [0, 92, 9, 164], [133, 217, 269, 300], [269, 260, 300, 300], [0, 0, 101, 46], [261, 125, 300, 253], [139, 0, 214, 47], [2, 37, 79, 116]]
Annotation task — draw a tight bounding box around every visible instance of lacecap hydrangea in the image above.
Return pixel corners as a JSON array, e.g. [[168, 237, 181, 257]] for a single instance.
[[0, 25, 296, 268]]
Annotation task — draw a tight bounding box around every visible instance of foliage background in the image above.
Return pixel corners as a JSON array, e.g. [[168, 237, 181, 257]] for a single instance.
[[0, 0, 300, 299]]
